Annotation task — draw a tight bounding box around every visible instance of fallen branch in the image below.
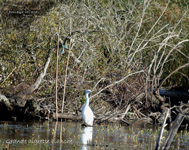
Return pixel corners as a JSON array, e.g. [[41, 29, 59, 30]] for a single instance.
[[53, 113, 82, 120]]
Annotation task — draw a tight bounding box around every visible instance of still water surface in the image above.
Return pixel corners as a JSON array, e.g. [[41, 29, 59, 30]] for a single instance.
[[0, 121, 188, 150]]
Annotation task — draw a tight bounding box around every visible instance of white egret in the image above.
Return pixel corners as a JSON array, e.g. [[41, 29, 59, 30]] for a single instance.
[[81, 90, 94, 126]]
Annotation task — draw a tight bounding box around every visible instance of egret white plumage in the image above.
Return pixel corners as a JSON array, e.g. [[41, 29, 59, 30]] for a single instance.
[[81, 90, 94, 126]]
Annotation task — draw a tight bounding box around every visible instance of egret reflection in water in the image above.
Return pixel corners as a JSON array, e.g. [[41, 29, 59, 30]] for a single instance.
[[81, 126, 93, 150]]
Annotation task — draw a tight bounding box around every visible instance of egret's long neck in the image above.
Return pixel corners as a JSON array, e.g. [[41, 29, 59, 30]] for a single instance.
[[85, 93, 90, 106]]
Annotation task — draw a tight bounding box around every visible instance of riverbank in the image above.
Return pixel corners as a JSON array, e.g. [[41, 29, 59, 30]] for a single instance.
[[0, 88, 188, 129]]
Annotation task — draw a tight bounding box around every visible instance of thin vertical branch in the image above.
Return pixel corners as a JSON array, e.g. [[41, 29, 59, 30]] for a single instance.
[[127, 0, 148, 57], [55, 31, 60, 120], [61, 17, 72, 114]]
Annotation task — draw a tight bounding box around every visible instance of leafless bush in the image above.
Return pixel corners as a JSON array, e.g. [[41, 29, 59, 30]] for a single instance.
[[1, 0, 188, 116]]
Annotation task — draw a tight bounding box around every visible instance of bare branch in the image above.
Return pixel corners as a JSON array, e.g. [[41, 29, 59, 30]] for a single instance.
[[91, 70, 144, 99], [158, 63, 189, 89]]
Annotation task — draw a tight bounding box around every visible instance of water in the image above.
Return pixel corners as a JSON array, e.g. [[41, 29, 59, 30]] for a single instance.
[[0, 121, 188, 150]]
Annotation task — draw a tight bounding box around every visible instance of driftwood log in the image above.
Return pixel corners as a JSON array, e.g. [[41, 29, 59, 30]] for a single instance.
[[53, 113, 82, 121]]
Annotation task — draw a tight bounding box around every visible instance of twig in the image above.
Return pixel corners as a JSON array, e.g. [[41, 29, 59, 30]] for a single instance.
[[0, 53, 24, 86], [129, 0, 170, 63], [158, 63, 189, 89], [128, 0, 151, 58], [157, 39, 189, 81], [92, 77, 106, 91], [120, 104, 131, 119], [0, 67, 17, 85], [133, 106, 143, 119]]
